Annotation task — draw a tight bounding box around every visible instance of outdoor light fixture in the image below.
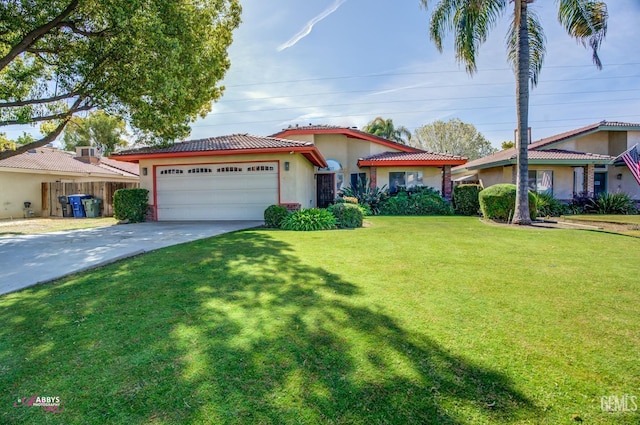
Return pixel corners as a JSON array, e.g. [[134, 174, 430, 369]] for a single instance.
[[284, 162, 290, 171], [142, 167, 148, 176], [616, 173, 623, 180]]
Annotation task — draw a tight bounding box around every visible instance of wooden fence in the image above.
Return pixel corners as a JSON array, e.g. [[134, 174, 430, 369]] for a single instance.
[[42, 181, 139, 217]]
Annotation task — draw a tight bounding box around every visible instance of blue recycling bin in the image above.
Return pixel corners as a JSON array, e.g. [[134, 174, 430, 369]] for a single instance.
[[67, 194, 92, 218]]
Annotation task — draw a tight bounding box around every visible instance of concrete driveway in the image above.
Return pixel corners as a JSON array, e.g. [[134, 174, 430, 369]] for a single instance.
[[0, 221, 262, 295]]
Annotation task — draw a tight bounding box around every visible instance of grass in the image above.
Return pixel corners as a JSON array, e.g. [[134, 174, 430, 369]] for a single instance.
[[561, 214, 640, 225], [1, 217, 639, 424], [0, 217, 117, 237], [560, 215, 640, 237]]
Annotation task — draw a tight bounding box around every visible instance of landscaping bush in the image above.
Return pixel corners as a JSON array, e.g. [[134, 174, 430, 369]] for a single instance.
[[478, 184, 537, 222], [567, 192, 596, 214], [379, 187, 453, 216], [341, 179, 388, 215], [280, 208, 336, 231], [453, 184, 482, 216], [534, 192, 568, 217], [588, 192, 638, 214], [328, 203, 364, 228], [264, 204, 289, 228], [113, 188, 149, 223]]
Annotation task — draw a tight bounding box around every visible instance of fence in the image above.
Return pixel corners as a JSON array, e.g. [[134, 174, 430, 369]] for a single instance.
[[42, 181, 139, 217]]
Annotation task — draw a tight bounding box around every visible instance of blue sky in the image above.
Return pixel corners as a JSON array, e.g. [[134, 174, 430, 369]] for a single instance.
[[6, 0, 640, 149], [188, 0, 640, 148]]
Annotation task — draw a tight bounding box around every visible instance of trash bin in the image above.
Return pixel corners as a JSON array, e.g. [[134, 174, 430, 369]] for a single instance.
[[67, 194, 92, 218], [58, 196, 74, 217], [82, 198, 102, 218]]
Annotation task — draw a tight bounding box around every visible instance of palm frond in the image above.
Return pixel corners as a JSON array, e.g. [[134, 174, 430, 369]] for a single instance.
[[507, 9, 547, 87], [557, 0, 608, 69], [429, 0, 507, 74]]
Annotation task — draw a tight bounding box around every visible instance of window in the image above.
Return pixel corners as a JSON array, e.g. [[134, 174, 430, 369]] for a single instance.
[[318, 159, 342, 172], [247, 165, 274, 172], [217, 166, 242, 173], [160, 169, 184, 175], [573, 167, 585, 196], [389, 171, 423, 192], [336, 173, 344, 193], [350, 173, 366, 188], [528, 170, 553, 195], [188, 167, 212, 174]]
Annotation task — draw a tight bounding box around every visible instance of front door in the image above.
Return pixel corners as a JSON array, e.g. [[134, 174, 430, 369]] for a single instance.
[[316, 174, 334, 208], [594, 172, 607, 196]]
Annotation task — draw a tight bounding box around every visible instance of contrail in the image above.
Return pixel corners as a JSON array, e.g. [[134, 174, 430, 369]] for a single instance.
[[277, 0, 348, 52]]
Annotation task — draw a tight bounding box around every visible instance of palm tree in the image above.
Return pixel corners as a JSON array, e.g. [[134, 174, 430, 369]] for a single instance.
[[422, 0, 608, 224], [363, 117, 412, 144]]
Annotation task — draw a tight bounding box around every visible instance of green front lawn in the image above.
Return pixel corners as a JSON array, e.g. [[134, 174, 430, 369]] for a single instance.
[[1, 217, 639, 424], [562, 214, 640, 225]]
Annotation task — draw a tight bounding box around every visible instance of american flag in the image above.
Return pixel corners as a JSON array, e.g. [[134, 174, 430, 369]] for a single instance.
[[620, 144, 640, 186]]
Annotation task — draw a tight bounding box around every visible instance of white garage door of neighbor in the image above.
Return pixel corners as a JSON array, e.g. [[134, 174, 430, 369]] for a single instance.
[[156, 162, 278, 220]]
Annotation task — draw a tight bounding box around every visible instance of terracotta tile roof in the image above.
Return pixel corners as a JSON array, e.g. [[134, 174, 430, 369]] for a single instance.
[[454, 148, 615, 172], [271, 124, 420, 153], [0, 147, 138, 177], [529, 120, 640, 149], [113, 134, 314, 156], [361, 150, 466, 162]]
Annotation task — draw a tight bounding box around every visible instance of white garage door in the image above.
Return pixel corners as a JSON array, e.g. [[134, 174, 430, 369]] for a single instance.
[[156, 162, 278, 220]]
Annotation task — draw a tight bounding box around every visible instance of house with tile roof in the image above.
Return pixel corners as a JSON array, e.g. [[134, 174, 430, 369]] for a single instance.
[[452, 121, 640, 201], [110, 126, 466, 221], [0, 146, 139, 219]]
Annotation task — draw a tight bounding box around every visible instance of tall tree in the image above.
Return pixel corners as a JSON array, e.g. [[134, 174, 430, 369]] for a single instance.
[[422, 0, 608, 224], [412, 118, 496, 160], [363, 117, 412, 144], [62, 111, 129, 156], [0, 0, 241, 160]]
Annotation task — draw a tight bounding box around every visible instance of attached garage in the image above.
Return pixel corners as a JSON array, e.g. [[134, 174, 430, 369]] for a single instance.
[[109, 134, 327, 221], [156, 162, 278, 220]]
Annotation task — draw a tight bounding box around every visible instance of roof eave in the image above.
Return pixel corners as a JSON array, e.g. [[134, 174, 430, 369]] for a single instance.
[[357, 159, 467, 167]]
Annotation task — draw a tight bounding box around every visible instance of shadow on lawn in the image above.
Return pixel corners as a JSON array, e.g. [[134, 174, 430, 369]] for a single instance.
[[0, 230, 538, 424]]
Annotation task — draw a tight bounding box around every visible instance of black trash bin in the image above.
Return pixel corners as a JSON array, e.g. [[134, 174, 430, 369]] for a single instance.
[[58, 196, 74, 218], [67, 194, 92, 218]]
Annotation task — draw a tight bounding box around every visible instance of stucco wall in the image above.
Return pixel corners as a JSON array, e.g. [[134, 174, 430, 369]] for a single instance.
[[137, 153, 316, 210], [478, 168, 505, 188]]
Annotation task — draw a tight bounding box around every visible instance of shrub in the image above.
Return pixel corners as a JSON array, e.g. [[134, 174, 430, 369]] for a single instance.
[[264, 204, 289, 228], [567, 192, 596, 214], [280, 208, 336, 231], [534, 192, 568, 217], [378, 187, 453, 216], [341, 179, 388, 215], [328, 203, 364, 228], [453, 184, 482, 216], [478, 184, 537, 222], [113, 188, 149, 223], [589, 192, 638, 214]]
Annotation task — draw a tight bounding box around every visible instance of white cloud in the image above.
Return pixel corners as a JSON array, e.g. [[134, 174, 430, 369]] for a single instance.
[[277, 0, 348, 52]]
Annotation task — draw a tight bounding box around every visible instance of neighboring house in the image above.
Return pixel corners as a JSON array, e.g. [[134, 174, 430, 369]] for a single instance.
[[0, 146, 139, 219], [110, 126, 466, 221], [452, 121, 640, 201]]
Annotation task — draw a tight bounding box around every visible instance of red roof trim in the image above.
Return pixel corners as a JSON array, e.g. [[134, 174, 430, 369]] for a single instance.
[[110, 146, 327, 168], [357, 159, 467, 167], [273, 127, 419, 153]]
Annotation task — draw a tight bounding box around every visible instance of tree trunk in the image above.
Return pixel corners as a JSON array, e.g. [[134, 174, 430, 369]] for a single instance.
[[512, 0, 532, 225]]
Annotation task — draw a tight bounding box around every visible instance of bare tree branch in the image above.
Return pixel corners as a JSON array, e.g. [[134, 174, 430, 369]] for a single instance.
[[0, 0, 79, 72], [0, 92, 79, 108]]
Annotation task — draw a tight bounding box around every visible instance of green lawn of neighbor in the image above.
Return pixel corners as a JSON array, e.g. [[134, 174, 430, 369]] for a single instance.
[[562, 214, 640, 225], [1, 217, 639, 424]]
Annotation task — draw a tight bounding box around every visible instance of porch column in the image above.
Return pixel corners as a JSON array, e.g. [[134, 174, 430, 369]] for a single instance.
[[370, 167, 377, 189], [442, 165, 452, 200], [586, 164, 595, 196]]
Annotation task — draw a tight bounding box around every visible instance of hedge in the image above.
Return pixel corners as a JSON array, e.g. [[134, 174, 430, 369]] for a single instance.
[[478, 184, 537, 222], [113, 188, 149, 223], [453, 184, 482, 216]]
